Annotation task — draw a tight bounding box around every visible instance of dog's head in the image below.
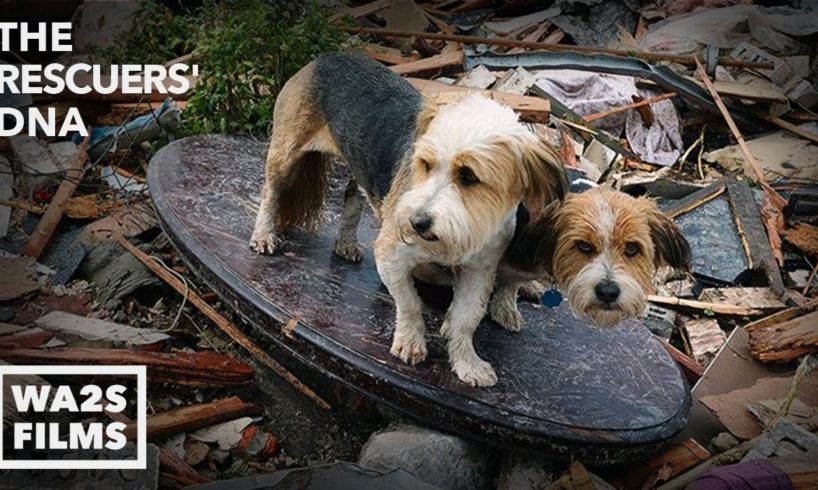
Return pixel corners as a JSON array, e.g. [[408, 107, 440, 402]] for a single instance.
[[514, 188, 690, 326], [394, 94, 567, 263]]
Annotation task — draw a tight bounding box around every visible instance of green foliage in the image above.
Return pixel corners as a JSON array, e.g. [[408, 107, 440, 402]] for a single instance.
[[183, 1, 349, 136], [93, 0, 349, 137], [91, 1, 194, 66]]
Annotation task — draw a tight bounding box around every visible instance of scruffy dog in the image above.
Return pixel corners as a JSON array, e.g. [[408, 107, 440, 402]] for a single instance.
[[249, 53, 566, 386], [494, 187, 691, 328]]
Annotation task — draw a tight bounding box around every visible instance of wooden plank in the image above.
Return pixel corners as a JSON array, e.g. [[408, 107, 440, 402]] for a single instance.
[[725, 177, 786, 296], [763, 115, 818, 145], [657, 338, 704, 383], [364, 44, 421, 65], [123, 397, 262, 441], [389, 50, 464, 77], [107, 410, 210, 486], [0, 347, 256, 387], [22, 132, 90, 260], [748, 310, 818, 362], [745, 297, 818, 332], [626, 438, 710, 489], [330, 0, 393, 22], [647, 295, 763, 316], [344, 27, 775, 70], [407, 77, 550, 123]]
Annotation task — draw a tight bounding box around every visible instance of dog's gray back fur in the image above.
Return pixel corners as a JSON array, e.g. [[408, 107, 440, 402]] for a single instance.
[[311, 53, 422, 200]]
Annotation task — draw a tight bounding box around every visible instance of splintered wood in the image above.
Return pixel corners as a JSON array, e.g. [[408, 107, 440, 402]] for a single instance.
[[684, 319, 727, 367], [0, 347, 256, 387], [749, 310, 818, 363], [122, 397, 262, 440]]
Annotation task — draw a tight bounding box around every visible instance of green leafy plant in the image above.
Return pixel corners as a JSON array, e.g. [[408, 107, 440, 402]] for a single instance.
[[91, 0, 350, 138], [183, 0, 349, 136], [91, 1, 194, 66]]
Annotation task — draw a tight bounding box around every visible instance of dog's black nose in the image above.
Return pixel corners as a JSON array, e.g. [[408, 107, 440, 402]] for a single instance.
[[410, 213, 433, 234], [595, 281, 620, 303]]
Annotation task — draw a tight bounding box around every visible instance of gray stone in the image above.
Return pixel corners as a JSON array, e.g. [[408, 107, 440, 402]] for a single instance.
[[358, 423, 499, 490], [743, 419, 818, 462], [708, 432, 740, 454], [9, 136, 75, 193], [496, 452, 557, 490]]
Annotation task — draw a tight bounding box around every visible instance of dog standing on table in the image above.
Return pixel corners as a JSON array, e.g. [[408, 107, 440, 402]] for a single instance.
[[249, 53, 566, 386]]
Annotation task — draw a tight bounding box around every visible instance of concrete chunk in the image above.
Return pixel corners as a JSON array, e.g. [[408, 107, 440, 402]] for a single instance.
[[359, 423, 499, 490]]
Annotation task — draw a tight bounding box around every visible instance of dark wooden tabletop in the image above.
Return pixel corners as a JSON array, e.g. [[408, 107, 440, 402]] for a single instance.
[[149, 134, 690, 464]]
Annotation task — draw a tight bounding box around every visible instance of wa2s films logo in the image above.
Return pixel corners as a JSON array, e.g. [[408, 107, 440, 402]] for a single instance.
[[0, 365, 146, 470]]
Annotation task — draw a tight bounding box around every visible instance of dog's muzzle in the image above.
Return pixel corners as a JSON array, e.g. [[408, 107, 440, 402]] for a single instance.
[[594, 280, 620, 309], [410, 212, 438, 241]]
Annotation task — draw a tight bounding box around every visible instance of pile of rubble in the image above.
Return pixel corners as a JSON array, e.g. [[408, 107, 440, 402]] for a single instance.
[[2, 0, 818, 488]]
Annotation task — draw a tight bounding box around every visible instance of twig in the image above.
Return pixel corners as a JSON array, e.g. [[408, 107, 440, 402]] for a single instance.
[[0, 198, 45, 214], [647, 295, 764, 316], [115, 235, 332, 410], [697, 125, 706, 180], [343, 27, 775, 70], [585, 92, 677, 124], [676, 124, 704, 170], [803, 260, 818, 296], [22, 130, 91, 260], [762, 114, 818, 146], [772, 354, 817, 426], [694, 60, 786, 210]]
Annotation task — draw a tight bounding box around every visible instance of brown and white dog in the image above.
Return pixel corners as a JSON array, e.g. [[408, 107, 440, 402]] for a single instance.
[[249, 53, 566, 386], [495, 187, 691, 328]]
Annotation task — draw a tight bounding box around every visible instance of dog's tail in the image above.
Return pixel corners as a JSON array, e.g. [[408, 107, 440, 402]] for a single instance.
[[276, 151, 330, 231]]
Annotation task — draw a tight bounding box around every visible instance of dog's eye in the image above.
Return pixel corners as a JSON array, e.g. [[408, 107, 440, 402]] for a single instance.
[[457, 166, 480, 187], [419, 159, 433, 172], [624, 242, 640, 257], [576, 241, 594, 254]]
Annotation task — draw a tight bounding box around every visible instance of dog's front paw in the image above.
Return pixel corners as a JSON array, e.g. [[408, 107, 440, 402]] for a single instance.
[[390, 332, 427, 366], [334, 240, 363, 263], [490, 299, 523, 332], [453, 357, 498, 387], [250, 233, 281, 255]]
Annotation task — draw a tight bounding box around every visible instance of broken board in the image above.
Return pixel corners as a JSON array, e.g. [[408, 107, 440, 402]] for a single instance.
[[149, 135, 690, 464]]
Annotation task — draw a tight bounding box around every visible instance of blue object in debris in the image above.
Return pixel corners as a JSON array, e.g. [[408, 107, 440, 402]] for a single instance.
[[541, 289, 563, 308], [73, 98, 181, 160]]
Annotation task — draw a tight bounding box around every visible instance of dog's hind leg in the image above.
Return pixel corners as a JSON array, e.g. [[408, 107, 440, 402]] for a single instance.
[[250, 62, 335, 254], [489, 283, 523, 332], [333, 177, 365, 262]]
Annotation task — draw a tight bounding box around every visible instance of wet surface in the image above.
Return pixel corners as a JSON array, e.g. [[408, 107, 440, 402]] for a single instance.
[[149, 135, 690, 463]]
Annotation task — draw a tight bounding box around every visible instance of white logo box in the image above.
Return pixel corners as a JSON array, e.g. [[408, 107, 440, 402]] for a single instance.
[[0, 365, 146, 470]]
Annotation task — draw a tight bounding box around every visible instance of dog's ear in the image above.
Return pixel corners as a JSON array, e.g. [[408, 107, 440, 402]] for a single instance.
[[505, 200, 561, 275], [647, 208, 691, 270], [520, 139, 568, 210], [415, 96, 439, 137]]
